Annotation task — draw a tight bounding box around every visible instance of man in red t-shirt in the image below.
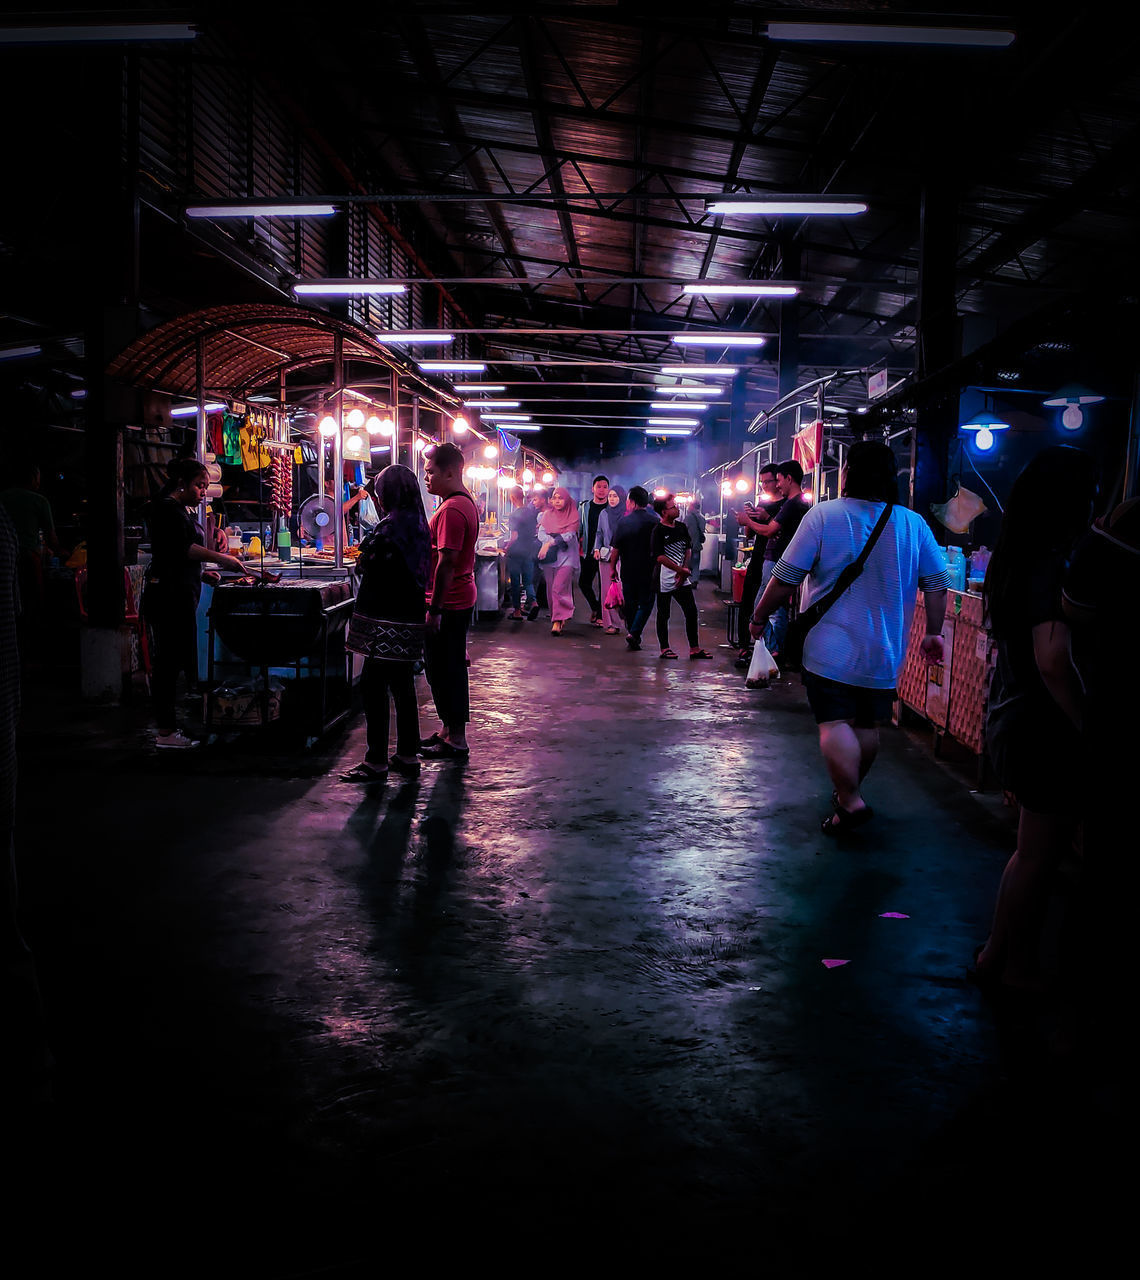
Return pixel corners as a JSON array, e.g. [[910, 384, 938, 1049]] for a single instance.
[[420, 442, 479, 759]]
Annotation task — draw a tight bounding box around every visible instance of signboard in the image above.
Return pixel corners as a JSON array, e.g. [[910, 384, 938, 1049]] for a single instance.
[[868, 368, 889, 399], [792, 419, 824, 472]]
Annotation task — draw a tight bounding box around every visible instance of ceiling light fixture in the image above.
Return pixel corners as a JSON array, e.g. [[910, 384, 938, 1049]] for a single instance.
[[650, 402, 709, 411], [462, 400, 520, 408], [660, 365, 739, 376], [766, 22, 1014, 47], [480, 414, 532, 422], [959, 411, 1010, 433], [705, 195, 867, 217], [504, 424, 542, 432], [418, 361, 486, 372], [682, 283, 799, 298], [656, 386, 723, 396], [645, 428, 694, 437], [646, 417, 700, 427], [170, 402, 225, 417], [0, 23, 198, 43], [374, 330, 452, 341], [188, 203, 338, 219], [0, 344, 41, 361], [293, 279, 406, 296], [453, 384, 506, 393], [672, 334, 766, 347]]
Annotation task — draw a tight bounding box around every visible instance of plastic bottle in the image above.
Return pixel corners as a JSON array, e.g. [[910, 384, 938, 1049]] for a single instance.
[[278, 525, 292, 561]]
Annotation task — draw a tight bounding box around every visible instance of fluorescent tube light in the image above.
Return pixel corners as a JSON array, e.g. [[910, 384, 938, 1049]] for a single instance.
[[462, 400, 520, 408], [504, 425, 542, 432], [660, 365, 739, 376], [0, 23, 198, 43], [418, 361, 486, 372], [374, 330, 452, 340], [656, 386, 723, 395], [171, 402, 225, 417], [0, 344, 41, 361], [645, 427, 693, 437], [706, 196, 867, 216], [646, 417, 700, 427], [672, 334, 766, 347], [293, 279, 405, 295], [453, 384, 507, 393], [766, 22, 1014, 47], [651, 402, 708, 411], [480, 414, 532, 422], [188, 203, 338, 218], [682, 283, 799, 298]]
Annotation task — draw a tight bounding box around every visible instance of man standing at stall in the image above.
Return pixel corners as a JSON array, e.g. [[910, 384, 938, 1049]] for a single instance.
[[742, 460, 809, 662], [420, 442, 479, 761]]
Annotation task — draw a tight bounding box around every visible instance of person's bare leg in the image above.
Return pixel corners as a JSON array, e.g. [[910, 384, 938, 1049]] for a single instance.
[[976, 806, 1071, 990], [854, 727, 879, 783], [818, 720, 869, 813]]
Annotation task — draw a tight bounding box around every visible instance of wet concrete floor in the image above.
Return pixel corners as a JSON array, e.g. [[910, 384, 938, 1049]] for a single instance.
[[10, 591, 1125, 1272]]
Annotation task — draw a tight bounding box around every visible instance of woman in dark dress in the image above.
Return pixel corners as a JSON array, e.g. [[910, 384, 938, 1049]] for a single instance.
[[342, 464, 431, 782], [144, 458, 274, 749], [974, 445, 1098, 994]]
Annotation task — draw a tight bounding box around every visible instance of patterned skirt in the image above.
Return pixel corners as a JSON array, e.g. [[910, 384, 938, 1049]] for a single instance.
[[346, 611, 426, 661]]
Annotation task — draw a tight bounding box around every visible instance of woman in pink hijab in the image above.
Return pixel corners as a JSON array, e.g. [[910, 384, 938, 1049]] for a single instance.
[[537, 487, 581, 635]]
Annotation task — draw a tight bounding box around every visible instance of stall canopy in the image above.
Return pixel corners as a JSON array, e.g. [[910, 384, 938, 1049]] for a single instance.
[[106, 302, 456, 407]]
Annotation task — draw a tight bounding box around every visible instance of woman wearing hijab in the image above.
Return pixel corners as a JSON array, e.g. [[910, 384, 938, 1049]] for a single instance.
[[595, 484, 626, 634], [342, 464, 431, 782], [537, 486, 581, 635]]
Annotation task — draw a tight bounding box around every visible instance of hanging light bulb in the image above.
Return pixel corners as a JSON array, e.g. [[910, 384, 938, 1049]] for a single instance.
[[452, 415, 469, 434], [318, 415, 338, 437], [522, 468, 535, 483], [365, 415, 383, 435], [345, 433, 364, 453], [721, 480, 734, 496], [542, 470, 555, 484], [378, 416, 395, 437], [1061, 404, 1084, 431], [483, 444, 498, 459], [346, 408, 365, 430], [974, 427, 996, 451], [413, 437, 427, 452], [735, 477, 751, 493]]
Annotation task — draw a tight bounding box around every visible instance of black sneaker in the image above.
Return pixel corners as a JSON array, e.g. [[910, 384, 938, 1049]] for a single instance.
[[626, 635, 641, 651]]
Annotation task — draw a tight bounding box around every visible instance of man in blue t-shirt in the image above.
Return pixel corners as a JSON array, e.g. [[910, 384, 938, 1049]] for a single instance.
[[750, 442, 950, 837]]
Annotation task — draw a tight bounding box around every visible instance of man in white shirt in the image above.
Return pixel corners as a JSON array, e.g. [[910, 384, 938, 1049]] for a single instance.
[[750, 441, 952, 836]]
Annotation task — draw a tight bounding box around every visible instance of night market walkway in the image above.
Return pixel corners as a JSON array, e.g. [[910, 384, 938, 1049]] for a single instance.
[[9, 591, 1124, 1273]]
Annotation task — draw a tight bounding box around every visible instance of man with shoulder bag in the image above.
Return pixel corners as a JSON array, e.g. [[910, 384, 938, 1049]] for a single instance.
[[750, 442, 952, 836]]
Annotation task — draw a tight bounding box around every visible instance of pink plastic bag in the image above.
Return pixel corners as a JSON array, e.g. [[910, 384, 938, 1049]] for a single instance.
[[604, 578, 624, 610]]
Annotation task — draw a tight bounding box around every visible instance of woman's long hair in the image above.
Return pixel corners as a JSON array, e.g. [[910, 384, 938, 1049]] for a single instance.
[[371, 463, 431, 591], [983, 444, 1098, 636]]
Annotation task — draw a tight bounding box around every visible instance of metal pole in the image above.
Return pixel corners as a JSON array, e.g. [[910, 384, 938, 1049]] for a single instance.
[[333, 332, 344, 570], [196, 335, 207, 530]]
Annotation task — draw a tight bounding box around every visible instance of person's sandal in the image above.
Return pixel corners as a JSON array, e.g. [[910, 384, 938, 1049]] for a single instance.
[[603, 626, 620, 635], [689, 649, 714, 660], [821, 804, 874, 836], [659, 648, 678, 659], [341, 762, 388, 782], [733, 648, 752, 668]]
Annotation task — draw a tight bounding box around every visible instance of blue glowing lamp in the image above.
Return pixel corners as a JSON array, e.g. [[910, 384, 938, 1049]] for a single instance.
[[959, 410, 1009, 452]]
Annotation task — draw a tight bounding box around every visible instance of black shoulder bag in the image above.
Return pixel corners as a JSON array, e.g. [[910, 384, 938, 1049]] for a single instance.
[[781, 502, 894, 669]]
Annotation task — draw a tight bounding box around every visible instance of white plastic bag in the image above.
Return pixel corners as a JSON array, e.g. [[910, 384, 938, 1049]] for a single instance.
[[746, 637, 779, 688]]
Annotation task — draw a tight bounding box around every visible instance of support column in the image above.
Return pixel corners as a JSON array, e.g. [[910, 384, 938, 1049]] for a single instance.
[[914, 177, 960, 518], [81, 50, 138, 700], [775, 236, 801, 463]]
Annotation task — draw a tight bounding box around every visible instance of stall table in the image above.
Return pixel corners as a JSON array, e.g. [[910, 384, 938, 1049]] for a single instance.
[[897, 589, 993, 770]]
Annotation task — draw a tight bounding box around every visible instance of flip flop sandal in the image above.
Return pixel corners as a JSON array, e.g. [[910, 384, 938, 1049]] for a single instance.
[[821, 804, 874, 836], [689, 649, 714, 660], [419, 732, 444, 749], [659, 648, 679, 659], [341, 763, 388, 782], [420, 742, 471, 761], [604, 626, 621, 634]]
